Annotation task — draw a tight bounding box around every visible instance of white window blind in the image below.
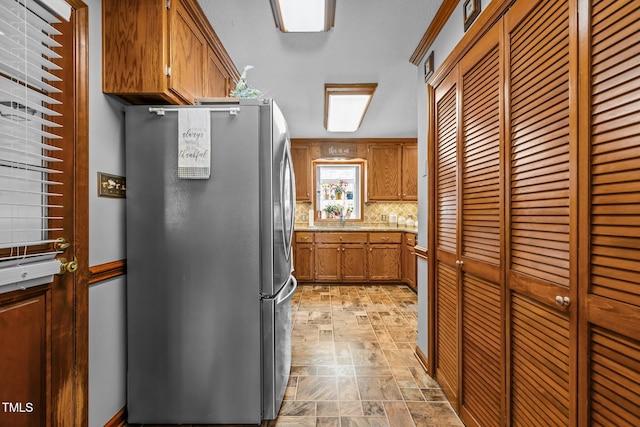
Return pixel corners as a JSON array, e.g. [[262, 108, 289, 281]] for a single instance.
[[0, 0, 71, 292]]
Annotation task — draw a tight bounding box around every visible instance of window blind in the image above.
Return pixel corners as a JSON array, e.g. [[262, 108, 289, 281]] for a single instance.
[[0, 0, 71, 291]]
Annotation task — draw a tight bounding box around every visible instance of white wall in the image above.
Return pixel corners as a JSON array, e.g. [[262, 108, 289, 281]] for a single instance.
[[86, 0, 128, 425], [415, 0, 493, 357]]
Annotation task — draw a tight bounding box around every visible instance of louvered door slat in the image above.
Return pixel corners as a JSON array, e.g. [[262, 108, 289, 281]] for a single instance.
[[589, 327, 640, 426], [511, 293, 570, 425], [436, 262, 458, 404], [585, 1, 640, 424], [462, 45, 501, 266], [509, 0, 570, 287], [461, 275, 501, 427], [437, 83, 458, 256]]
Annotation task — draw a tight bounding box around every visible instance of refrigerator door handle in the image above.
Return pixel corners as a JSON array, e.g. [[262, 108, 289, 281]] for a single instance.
[[279, 142, 295, 261], [276, 275, 297, 305]]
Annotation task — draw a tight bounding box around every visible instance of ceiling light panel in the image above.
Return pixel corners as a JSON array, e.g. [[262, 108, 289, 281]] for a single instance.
[[271, 0, 336, 32], [325, 84, 378, 133]]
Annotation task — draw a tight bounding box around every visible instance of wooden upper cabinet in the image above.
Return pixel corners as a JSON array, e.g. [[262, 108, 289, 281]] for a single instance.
[[205, 47, 232, 99], [291, 144, 311, 201], [402, 144, 418, 200], [103, 0, 238, 105], [367, 144, 401, 200], [168, 0, 207, 104]]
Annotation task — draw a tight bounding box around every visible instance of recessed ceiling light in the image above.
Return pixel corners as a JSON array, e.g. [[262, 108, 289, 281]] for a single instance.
[[325, 84, 378, 132], [270, 0, 336, 32]]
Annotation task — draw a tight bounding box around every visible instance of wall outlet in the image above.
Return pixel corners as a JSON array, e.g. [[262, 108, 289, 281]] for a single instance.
[[301, 214, 308, 221], [381, 214, 387, 221]]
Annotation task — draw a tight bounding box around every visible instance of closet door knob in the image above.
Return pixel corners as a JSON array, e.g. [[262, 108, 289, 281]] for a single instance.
[[555, 296, 571, 307]]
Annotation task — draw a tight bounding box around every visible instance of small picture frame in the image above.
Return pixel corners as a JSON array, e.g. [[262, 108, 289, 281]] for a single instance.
[[424, 51, 434, 82], [463, 0, 481, 32]]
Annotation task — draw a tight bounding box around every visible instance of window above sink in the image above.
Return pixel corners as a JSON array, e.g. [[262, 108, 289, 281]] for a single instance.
[[313, 161, 364, 222]]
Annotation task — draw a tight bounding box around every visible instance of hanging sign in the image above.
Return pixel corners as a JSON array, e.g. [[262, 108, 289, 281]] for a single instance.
[[321, 142, 358, 159]]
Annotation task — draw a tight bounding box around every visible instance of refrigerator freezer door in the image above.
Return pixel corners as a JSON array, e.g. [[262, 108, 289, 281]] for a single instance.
[[262, 275, 297, 420], [126, 105, 263, 424], [262, 101, 295, 296]]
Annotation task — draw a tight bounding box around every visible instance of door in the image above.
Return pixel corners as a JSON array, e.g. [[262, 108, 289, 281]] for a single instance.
[[505, 0, 577, 424], [0, 2, 88, 426], [458, 22, 504, 427], [262, 275, 297, 420], [433, 66, 460, 409], [580, 0, 640, 424]]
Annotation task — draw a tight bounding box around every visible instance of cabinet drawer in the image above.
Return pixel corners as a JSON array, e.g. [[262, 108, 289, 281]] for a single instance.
[[296, 232, 314, 243], [315, 232, 365, 244], [369, 232, 402, 244], [405, 233, 416, 246]]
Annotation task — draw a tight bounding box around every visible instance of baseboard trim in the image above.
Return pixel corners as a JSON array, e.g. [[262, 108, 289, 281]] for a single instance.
[[104, 407, 126, 427], [415, 345, 430, 375]]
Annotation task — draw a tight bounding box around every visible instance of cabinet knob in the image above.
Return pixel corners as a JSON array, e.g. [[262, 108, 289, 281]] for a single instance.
[[455, 260, 464, 266], [555, 296, 571, 307]]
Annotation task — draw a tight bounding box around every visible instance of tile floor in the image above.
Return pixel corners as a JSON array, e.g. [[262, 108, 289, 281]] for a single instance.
[[267, 284, 463, 427]]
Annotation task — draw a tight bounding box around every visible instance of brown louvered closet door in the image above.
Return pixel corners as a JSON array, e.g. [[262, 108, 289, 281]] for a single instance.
[[458, 22, 504, 427], [505, 0, 577, 425], [580, 0, 640, 424], [434, 68, 460, 409]]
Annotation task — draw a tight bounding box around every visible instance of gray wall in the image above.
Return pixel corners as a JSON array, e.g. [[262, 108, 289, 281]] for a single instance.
[[86, 0, 128, 425], [415, 0, 492, 357]]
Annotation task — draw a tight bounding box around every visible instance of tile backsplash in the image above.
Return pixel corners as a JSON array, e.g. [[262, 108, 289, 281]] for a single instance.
[[295, 201, 418, 225]]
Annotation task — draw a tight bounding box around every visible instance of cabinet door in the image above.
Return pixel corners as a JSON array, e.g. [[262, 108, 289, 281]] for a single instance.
[[403, 243, 416, 291], [433, 66, 460, 409], [368, 244, 401, 281], [505, 0, 576, 424], [367, 145, 401, 200], [168, 0, 207, 104], [294, 243, 314, 282], [315, 243, 341, 282], [402, 144, 418, 200], [581, 0, 640, 424], [204, 47, 231, 98], [458, 22, 504, 427], [291, 145, 311, 201], [342, 244, 368, 282]]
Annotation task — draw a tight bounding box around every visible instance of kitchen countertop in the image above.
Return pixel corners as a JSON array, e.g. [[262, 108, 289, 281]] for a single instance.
[[295, 223, 418, 234]]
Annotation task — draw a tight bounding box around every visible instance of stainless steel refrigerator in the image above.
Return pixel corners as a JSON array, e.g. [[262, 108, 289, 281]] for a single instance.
[[124, 99, 297, 424]]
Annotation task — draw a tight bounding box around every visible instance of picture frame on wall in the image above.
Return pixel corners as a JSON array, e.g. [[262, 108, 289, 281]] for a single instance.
[[424, 51, 434, 82], [463, 0, 481, 32]]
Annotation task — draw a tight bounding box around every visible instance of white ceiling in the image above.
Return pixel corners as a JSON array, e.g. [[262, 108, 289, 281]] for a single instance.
[[198, 0, 442, 139]]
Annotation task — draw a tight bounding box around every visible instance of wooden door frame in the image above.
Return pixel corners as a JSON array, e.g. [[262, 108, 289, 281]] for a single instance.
[[61, 1, 89, 425]]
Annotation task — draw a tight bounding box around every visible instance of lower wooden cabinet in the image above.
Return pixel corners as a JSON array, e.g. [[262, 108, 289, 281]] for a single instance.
[[294, 231, 412, 284], [368, 244, 402, 281], [403, 233, 417, 291], [293, 232, 314, 281], [315, 243, 341, 281], [293, 243, 314, 281], [342, 244, 368, 282]]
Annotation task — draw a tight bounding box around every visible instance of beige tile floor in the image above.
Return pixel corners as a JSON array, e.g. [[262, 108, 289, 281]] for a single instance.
[[267, 285, 463, 427]]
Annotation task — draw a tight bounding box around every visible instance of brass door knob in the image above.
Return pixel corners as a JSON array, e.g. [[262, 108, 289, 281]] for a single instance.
[[59, 256, 78, 274]]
